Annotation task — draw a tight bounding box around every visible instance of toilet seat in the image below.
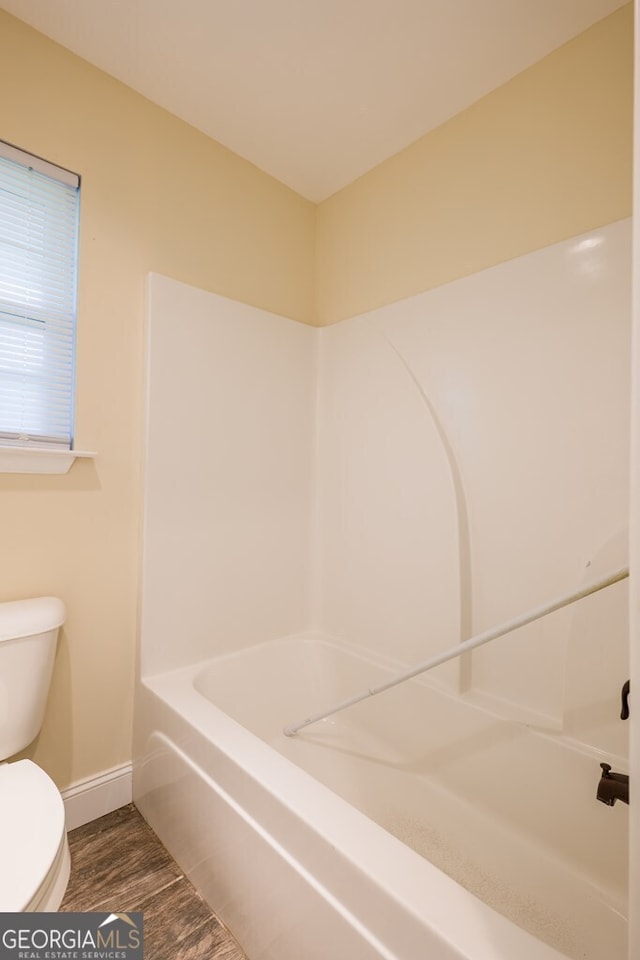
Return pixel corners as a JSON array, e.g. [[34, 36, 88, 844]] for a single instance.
[[0, 759, 70, 911]]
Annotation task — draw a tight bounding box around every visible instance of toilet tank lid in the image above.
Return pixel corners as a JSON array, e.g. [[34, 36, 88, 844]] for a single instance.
[[0, 597, 66, 642]]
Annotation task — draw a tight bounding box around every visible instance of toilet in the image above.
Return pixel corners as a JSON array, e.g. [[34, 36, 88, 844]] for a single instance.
[[0, 597, 71, 911]]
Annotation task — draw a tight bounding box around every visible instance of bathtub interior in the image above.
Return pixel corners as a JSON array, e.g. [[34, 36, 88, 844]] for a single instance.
[[137, 696, 566, 960], [181, 632, 627, 960]]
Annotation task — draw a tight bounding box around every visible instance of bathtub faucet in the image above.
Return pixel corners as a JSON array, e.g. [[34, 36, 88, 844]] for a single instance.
[[597, 763, 629, 806]]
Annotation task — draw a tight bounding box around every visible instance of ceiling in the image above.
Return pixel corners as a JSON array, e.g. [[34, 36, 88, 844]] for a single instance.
[[0, 0, 627, 201]]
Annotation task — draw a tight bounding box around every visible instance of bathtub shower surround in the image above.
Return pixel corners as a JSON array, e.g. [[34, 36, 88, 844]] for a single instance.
[[317, 219, 630, 743], [135, 219, 631, 960], [140, 277, 316, 677]]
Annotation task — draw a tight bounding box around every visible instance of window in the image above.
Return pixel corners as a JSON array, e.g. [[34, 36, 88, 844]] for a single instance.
[[0, 141, 79, 450]]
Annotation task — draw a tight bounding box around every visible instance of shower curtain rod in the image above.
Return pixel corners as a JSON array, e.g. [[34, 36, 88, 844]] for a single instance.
[[283, 566, 629, 737]]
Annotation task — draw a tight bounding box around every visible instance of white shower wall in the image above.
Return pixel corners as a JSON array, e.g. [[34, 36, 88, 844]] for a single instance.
[[143, 220, 630, 759], [316, 218, 631, 755], [141, 275, 317, 675], [313, 317, 463, 688]]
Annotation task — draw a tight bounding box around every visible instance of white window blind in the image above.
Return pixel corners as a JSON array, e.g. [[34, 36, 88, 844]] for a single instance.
[[0, 141, 79, 449]]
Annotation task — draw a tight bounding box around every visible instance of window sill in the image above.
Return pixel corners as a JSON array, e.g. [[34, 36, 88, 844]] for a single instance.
[[0, 446, 96, 475]]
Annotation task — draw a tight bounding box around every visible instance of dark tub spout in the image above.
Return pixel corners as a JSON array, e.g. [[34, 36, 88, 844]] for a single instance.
[[597, 763, 629, 806]]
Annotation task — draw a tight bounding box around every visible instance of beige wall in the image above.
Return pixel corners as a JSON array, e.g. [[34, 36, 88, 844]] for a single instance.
[[0, 2, 633, 791], [0, 10, 315, 788], [316, 4, 633, 325]]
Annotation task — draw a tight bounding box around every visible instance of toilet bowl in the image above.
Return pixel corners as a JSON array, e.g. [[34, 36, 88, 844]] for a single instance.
[[0, 597, 70, 911]]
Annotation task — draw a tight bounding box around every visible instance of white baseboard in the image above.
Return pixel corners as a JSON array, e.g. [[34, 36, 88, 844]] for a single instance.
[[61, 763, 133, 831]]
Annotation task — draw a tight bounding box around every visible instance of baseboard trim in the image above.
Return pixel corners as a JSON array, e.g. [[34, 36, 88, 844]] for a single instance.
[[62, 763, 133, 831]]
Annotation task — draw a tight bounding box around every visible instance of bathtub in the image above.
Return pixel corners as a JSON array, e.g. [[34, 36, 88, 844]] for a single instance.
[[133, 635, 628, 960]]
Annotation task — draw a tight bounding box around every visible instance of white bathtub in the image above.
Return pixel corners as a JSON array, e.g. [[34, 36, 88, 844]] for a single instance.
[[133, 635, 628, 960]]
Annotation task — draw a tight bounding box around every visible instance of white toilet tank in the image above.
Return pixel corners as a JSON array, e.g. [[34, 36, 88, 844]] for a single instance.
[[0, 597, 66, 760]]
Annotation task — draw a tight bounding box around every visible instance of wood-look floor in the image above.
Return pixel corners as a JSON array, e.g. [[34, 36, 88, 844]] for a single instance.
[[60, 804, 248, 960]]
